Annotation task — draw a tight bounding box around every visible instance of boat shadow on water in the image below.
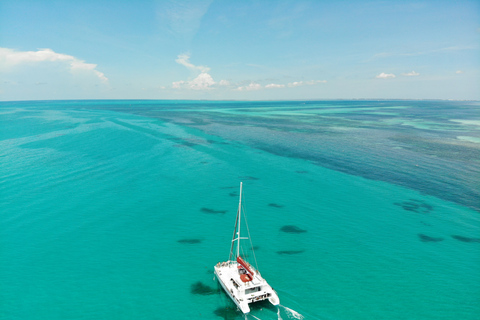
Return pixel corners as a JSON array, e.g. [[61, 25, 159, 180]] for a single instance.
[[190, 281, 219, 295], [213, 306, 243, 320]]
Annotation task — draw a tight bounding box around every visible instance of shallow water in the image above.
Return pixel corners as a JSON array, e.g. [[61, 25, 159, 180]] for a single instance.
[[1, 100, 479, 319]]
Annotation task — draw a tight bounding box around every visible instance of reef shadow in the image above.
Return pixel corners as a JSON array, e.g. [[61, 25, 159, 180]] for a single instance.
[[277, 250, 305, 255], [394, 199, 434, 214], [214, 306, 242, 319], [201, 207, 228, 214], [268, 203, 284, 208], [418, 234, 444, 242], [178, 239, 202, 244], [280, 225, 307, 233], [451, 235, 480, 243], [239, 176, 259, 181]]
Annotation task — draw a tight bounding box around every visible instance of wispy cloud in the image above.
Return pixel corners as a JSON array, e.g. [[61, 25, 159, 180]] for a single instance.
[[175, 53, 210, 73], [288, 81, 304, 87], [218, 79, 230, 86], [370, 46, 477, 61], [236, 82, 262, 91], [376, 72, 396, 79], [265, 83, 285, 88], [172, 53, 327, 92], [172, 72, 215, 90], [173, 53, 218, 90], [288, 80, 327, 87], [401, 71, 419, 76], [0, 47, 108, 82], [456, 70, 464, 74], [241, 79, 326, 90], [156, 0, 213, 39]]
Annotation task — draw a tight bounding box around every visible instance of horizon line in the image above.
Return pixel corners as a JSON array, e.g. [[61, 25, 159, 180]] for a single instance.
[[1, 98, 479, 103]]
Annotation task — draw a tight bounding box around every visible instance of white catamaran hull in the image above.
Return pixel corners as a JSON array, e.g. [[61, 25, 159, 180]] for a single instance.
[[214, 267, 251, 314], [214, 261, 279, 314], [214, 182, 280, 314]]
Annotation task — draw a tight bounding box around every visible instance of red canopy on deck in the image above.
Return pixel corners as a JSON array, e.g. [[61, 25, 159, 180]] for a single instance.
[[236, 256, 254, 276]]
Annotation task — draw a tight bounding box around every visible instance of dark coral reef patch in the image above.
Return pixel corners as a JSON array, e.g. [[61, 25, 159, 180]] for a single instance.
[[178, 239, 202, 244], [239, 176, 259, 181], [394, 199, 434, 214], [201, 207, 227, 214], [280, 225, 307, 233], [451, 235, 480, 243], [418, 234, 444, 242], [277, 250, 305, 255], [214, 306, 242, 319], [268, 203, 284, 208]]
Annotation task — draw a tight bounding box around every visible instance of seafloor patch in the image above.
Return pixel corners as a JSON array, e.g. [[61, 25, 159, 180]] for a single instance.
[[229, 192, 238, 197], [280, 225, 307, 233], [268, 203, 284, 208], [214, 306, 242, 319], [451, 235, 480, 243], [394, 199, 434, 214], [201, 207, 227, 214], [239, 176, 259, 180], [418, 234, 444, 242], [178, 239, 202, 244], [191, 281, 218, 295], [277, 250, 305, 255]]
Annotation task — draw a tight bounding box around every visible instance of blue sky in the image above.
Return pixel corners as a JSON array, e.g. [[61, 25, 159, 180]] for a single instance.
[[1, 0, 479, 101]]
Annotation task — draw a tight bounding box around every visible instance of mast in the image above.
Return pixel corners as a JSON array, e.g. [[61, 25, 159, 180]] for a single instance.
[[236, 182, 243, 259], [228, 182, 242, 261]]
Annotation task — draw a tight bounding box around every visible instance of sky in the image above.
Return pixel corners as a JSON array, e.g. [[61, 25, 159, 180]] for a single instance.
[[0, 0, 479, 101]]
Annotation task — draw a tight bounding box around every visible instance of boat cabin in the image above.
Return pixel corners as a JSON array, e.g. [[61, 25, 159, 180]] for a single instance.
[[245, 286, 262, 294]]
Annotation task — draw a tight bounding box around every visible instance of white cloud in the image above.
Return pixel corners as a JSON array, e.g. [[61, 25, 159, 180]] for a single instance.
[[0, 47, 108, 83], [376, 72, 396, 79], [172, 80, 185, 89], [173, 53, 224, 90], [306, 80, 327, 85], [401, 71, 420, 76], [456, 70, 464, 74], [287, 80, 326, 87], [175, 53, 210, 73], [236, 83, 262, 91], [218, 79, 230, 86], [288, 81, 304, 87], [172, 72, 215, 90], [265, 83, 285, 88], [172, 52, 327, 92]]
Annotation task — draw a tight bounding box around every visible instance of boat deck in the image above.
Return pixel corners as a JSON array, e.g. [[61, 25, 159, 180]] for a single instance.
[[214, 261, 279, 314]]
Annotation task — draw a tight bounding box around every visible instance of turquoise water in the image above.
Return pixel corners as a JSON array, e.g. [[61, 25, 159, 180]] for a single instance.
[[1, 100, 479, 319]]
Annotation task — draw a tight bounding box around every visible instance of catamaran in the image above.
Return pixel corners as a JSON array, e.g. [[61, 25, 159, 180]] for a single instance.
[[214, 182, 280, 314]]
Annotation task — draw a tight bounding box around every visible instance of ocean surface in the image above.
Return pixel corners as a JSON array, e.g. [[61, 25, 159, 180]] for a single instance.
[[1, 100, 479, 320]]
